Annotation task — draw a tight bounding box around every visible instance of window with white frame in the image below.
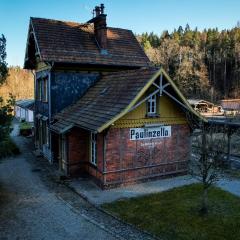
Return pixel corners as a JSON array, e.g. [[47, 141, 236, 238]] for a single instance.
[[37, 77, 48, 102], [147, 94, 157, 115], [60, 134, 67, 172], [90, 133, 97, 165], [37, 79, 42, 101], [42, 78, 48, 102]]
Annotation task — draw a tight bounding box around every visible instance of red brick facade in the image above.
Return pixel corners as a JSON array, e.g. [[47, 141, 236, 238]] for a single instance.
[[103, 125, 190, 187], [67, 128, 89, 176], [66, 128, 104, 185], [66, 124, 190, 189]]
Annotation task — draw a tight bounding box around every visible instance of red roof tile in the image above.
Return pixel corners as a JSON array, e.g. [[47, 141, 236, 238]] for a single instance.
[[50, 68, 157, 133], [24, 17, 150, 68]]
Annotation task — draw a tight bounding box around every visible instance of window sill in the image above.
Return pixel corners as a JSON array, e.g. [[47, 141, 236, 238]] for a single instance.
[[90, 162, 97, 168], [146, 113, 160, 118]]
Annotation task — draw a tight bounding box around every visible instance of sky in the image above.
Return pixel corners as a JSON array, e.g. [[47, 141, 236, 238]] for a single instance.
[[1, 0, 240, 67]]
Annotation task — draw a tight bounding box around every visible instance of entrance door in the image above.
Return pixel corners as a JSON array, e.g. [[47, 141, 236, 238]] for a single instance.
[[51, 133, 59, 163]]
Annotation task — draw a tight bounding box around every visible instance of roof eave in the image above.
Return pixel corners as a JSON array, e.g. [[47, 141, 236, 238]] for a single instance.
[[23, 18, 43, 69]]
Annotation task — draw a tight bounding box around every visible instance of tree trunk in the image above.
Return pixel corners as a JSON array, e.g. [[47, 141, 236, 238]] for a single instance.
[[227, 130, 232, 165], [201, 186, 208, 214], [224, 58, 227, 97]]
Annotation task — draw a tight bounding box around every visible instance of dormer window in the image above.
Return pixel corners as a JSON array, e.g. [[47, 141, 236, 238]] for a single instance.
[[147, 94, 157, 115]]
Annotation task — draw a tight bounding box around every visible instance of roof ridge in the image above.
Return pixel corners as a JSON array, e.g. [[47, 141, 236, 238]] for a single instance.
[[108, 26, 132, 32], [30, 17, 132, 32], [30, 17, 89, 27]]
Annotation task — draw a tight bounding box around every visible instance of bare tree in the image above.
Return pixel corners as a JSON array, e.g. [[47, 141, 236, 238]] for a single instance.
[[190, 122, 227, 214]]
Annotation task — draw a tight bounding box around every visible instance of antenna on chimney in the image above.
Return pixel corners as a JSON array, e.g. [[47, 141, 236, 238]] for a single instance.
[[95, 6, 101, 17], [100, 4, 105, 14], [87, 4, 108, 54]]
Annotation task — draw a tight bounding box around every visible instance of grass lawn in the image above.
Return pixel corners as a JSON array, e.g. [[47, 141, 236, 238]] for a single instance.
[[102, 184, 240, 240]]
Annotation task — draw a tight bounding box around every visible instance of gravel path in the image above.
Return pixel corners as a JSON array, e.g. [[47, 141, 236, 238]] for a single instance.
[[0, 133, 156, 240], [217, 178, 240, 197]]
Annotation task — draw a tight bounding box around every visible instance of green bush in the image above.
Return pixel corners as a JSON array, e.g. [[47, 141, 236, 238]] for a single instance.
[[20, 122, 32, 136], [20, 122, 31, 130], [0, 138, 20, 159]]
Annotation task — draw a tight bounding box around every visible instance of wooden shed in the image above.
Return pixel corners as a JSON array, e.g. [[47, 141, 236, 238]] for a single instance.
[[188, 99, 224, 116]]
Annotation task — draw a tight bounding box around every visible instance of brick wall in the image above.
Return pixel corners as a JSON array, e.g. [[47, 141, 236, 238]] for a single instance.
[[67, 128, 104, 184], [67, 127, 89, 176], [103, 124, 190, 187], [66, 124, 190, 189]]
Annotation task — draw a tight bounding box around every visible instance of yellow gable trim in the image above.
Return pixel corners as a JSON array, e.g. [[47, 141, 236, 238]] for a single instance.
[[97, 67, 206, 132]]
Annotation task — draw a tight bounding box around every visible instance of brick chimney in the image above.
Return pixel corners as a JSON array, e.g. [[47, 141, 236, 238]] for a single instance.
[[88, 4, 108, 54]]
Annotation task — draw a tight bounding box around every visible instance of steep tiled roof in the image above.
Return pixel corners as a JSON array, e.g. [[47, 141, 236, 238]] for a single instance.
[[51, 67, 204, 133], [51, 68, 158, 133], [25, 17, 150, 68]]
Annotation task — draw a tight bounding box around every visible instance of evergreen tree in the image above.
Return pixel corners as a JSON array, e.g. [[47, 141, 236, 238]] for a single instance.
[[137, 23, 240, 100], [0, 34, 14, 148], [0, 34, 8, 85]]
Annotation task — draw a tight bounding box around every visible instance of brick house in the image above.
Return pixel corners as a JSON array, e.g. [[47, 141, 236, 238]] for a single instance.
[[24, 4, 201, 188]]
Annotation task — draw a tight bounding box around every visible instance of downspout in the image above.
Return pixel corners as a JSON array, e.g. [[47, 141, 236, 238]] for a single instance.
[[103, 129, 108, 185], [47, 62, 54, 163], [47, 61, 54, 121]]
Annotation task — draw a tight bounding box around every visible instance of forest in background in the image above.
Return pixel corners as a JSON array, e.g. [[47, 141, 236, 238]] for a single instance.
[[0, 66, 33, 102], [137, 24, 240, 102], [2, 24, 240, 104]]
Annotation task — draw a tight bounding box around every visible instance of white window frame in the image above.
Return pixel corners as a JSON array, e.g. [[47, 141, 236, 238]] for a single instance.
[[46, 125, 49, 146], [43, 78, 48, 102], [147, 94, 157, 115], [60, 134, 67, 172], [90, 132, 97, 165], [37, 79, 42, 101]]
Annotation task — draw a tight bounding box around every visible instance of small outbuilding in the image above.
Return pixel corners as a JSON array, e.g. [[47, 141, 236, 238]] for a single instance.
[[221, 99, 240, 116], [188, 99, 224, 116], [15, 99, 34, 122]]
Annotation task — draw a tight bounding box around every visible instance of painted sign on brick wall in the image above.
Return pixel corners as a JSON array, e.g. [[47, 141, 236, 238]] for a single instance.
[[130, 126, 171, 140]]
